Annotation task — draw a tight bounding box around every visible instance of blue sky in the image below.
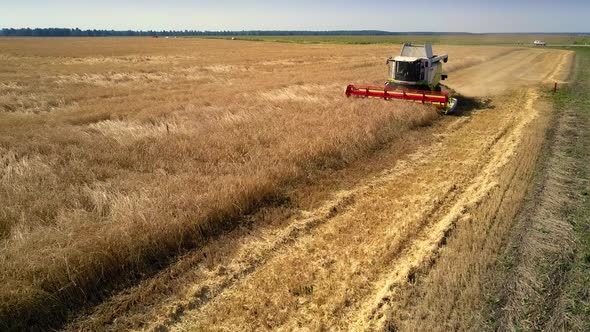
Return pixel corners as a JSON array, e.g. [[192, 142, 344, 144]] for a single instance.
[[1, 0, 588, 32]]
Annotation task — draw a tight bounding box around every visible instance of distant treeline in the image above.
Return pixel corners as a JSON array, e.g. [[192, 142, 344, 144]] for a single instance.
[[0, 28, 476, 37], [0, 28, 585, 38]]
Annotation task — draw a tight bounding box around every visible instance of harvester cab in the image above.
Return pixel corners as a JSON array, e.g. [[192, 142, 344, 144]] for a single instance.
[[386, 43, 448, 91], [346, 43, 458, 114]]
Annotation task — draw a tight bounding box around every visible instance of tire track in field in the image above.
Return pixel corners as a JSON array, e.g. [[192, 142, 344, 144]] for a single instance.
[[546, 50, 575, 83], [166, 88, 540, 331], [65, 117, 472, 332], [166, 48, 571, 331], [65, 48, 572, 332], [350, 90, 541, 330], [146, 120, 470, 331], [446, 48, 572, 96]]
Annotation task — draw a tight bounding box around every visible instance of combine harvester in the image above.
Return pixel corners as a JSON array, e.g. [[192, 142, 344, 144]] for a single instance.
[[346, 43, 458, 114]]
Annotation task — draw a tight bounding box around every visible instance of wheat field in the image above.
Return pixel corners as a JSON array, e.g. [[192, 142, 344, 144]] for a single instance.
[[0, 38, 516, 328]]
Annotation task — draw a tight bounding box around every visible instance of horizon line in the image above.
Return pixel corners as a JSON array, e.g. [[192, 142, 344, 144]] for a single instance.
[[1, 28, 589, 35]]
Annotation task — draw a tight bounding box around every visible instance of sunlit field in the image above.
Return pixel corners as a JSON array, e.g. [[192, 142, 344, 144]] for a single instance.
[[0, 37, 555, 329], [205, 34, 590, 46]]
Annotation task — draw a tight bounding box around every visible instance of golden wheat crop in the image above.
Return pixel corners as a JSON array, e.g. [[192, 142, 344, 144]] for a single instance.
[[0, 37, 511, 328]]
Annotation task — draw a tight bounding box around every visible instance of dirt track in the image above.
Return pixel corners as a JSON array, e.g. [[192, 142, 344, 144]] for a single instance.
[[447, 48, 572, 96], [66, 47, 573, 331]]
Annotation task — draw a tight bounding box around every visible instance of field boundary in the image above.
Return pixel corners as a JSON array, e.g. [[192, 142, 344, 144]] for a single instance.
[[486, 48, 590, 331], [194, 35, 590, 46]]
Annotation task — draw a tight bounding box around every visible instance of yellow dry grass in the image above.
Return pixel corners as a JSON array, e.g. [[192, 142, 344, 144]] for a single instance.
[[382, 90, 553, 331], [166, 89, 551, 332], [0, 37, 522, 329], [145, 49, 569, 331]]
